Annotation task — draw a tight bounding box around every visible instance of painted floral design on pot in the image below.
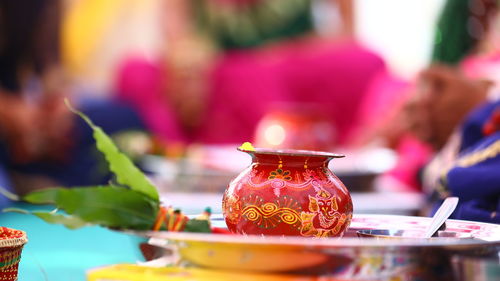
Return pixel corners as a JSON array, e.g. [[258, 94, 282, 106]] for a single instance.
[[222, 145, 353, 237]]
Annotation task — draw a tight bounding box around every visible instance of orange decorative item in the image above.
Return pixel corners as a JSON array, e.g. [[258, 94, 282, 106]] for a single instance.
[[254, 105, 336, 151], [0, 227, 27, 281], [223, 146, 352, 237]]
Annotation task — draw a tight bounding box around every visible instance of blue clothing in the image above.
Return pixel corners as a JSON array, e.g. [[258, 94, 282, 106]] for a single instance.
[[446, 131, 500, 223], [459, 100, 500, 152], [0, 98, 146, 208], [436, 100, 500, 223], [0, 163, 13, 209]]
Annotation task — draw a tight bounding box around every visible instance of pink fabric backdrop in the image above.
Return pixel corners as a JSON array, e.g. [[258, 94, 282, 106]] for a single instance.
[[116, 40, 387, 146]]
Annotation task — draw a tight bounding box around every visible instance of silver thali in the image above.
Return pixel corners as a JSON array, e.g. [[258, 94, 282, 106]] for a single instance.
[[137, 214, 500, 281]]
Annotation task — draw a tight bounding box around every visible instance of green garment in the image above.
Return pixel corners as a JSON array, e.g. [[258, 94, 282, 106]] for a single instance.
[[431, 0, 479, 65], [191, 0, 314, 50]]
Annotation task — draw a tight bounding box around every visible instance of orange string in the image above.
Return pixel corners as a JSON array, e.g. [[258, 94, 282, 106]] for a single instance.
[[152, 207, 167, 231], [152, 206, 189, 232], [172, 214, 186, 231], [167, 209, 175, 230]]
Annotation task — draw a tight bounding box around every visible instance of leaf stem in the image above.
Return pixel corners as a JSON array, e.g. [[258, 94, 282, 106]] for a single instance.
[[0, 186, 19, 201]]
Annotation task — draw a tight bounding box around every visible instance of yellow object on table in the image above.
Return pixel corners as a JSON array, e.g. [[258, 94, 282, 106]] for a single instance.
[[87, 264, 319, 281], [238, 142, 255, 151]]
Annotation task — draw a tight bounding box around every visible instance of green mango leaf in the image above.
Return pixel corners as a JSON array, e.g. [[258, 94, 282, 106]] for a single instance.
[[4, 207, 90, 229], [23, 188, 60, 204], [4, 101, 166, 231], [184, 219, 212, 233], [18, 186, 159, 230], [65, 99, 159, 201], [32, 212, 90, 229], [57, 186, 158, 230], [64, 188, 153, 227]]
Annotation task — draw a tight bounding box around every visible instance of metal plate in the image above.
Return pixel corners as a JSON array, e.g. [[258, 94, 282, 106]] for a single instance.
[[133, 214, 500, 280]]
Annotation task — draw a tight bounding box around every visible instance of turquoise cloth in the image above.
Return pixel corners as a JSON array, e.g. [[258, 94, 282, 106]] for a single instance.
[[1, 203, 145, 281]]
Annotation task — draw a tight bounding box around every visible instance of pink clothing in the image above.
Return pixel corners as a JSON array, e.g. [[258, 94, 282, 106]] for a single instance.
[[461, 52, 500, 80], [349, 69, 411, 145], [116, 40, 433, 191], [116, 57, 186, 143], [116, 40, 386, 145], [386, 134, 433, 191]]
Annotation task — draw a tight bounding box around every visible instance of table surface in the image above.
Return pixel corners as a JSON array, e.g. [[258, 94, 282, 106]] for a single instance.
[[2, 203, 144, 281], [3, 192, 424, 281]]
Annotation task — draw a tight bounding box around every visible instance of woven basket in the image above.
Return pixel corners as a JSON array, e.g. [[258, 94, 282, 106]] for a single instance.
[[0, 227, 27, 281]]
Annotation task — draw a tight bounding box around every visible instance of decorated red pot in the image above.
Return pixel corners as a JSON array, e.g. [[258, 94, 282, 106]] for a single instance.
[[222, 146, 353, 237]]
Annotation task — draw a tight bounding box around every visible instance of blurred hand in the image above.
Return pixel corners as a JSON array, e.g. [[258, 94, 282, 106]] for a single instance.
[[38, 95, 75, 162], [405, 64, 490, 150], [0, 94, 74, 163], [0, 95, 42, 163]]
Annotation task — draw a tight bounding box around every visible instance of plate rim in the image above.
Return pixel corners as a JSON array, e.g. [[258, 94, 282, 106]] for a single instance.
[[127, 214, 500, 248]]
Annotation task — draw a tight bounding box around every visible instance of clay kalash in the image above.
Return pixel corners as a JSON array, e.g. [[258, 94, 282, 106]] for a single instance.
[[223, 143, 353, 237]]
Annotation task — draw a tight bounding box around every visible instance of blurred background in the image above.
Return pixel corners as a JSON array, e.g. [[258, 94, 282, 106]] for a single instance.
[[1, 0, 500, 280], [62, 0, 445, 92], [31, 0, 447, 196], [2, 0, 459, 197], [2, 0, 499, 233]]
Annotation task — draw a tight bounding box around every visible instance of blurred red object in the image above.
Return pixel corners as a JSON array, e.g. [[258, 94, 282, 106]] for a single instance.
[[211, 227, 232, 234], [254, 104, 336, 151]]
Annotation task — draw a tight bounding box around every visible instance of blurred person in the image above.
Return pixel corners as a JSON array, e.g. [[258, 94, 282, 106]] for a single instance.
[[0, 0, 147, 208], [439, 100, 500, 223], [405, 0, 500, 222], [116, 0, 389, 148], [431, 0, 498, 65], [361, 0, 500, 195], [410, 0, 498, 152]]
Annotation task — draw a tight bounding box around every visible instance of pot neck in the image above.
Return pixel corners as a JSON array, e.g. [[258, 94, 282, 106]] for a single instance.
[[249, 152, 332, 168]]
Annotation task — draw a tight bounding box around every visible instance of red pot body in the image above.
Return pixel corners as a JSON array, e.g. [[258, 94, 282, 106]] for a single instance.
[[222, 148, 353, 237]]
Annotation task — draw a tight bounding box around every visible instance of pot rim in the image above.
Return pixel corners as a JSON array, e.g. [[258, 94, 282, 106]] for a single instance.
[[237, 147, 345, 158]]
